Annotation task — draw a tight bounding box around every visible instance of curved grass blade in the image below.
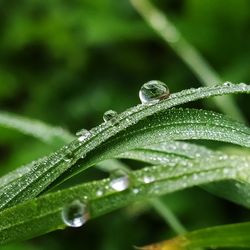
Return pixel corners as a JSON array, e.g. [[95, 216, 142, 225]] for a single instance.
[[119, 142, 250, 208], [0, 113, 185, 235], [0, 84, 250, 210], [0, 154, 250, 245], [0, 111, 73, 144], [140, 221, 250, 249], [118, 141, 216, 165]]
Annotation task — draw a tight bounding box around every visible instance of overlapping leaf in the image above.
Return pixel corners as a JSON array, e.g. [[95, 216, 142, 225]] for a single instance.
[[0, 151, 250, 244], [0, 83, 250, 211]]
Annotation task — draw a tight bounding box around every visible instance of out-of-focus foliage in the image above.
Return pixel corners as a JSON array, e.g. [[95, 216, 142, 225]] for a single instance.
[[0, 0, 250, 249]]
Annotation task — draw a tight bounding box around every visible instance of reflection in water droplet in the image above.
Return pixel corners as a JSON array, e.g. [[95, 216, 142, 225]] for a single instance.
[[139, 80, 170, 104], [103, 110, 118, 122], [76, 129, 91, 142], [110, 170, 130, 191], [61, 200, 89, 227]]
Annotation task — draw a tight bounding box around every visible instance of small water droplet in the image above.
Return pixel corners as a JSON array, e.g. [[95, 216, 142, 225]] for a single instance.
[[110, 170, 130, 192], [223, 81, 233, 87], [63, 151, 74, 163], [76, 129, 91, 142], [132, 188, 139, 194], [103, 110, 118, 122], [61, 200, 89, 228], [96, 189, 103, 196], [139, 80, 170, 104], [143, 176, 155, 184], [63, 157, 72, 162]]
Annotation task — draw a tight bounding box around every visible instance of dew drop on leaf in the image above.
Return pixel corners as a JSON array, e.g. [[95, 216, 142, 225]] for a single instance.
[[96, 189, 103, 196], [109, 170, 130, 192], [76, 129, 91, 142], [61, 200, 89, 227], [223, 81, 233, 87], [103, 110, 118, 122], [139, 80, 170, 104], [143, 176, 155, 184]]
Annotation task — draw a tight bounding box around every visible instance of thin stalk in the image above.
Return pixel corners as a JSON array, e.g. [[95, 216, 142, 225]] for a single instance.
[[130, 0, 246, 122], [150, 198, 186, 235]]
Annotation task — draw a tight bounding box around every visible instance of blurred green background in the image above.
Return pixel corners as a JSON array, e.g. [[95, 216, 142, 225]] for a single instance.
[[0, 0, 250, 249]]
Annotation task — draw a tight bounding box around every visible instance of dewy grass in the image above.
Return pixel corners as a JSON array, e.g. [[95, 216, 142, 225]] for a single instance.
[[0, 83, 250, 249]]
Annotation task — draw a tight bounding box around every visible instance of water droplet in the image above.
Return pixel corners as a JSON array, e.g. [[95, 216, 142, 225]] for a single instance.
[[143, 176, 155, 184], [103, 110, 118, 122], [61, 200, 89, 228], [223, 81, 233, 87], [110, 170, 130, 192], [132, 188, 139, 194], [63, 156, 72, 162], [96, 189, 103, 196], [139, 80, 170, 104], [63, 150, 74, 163], [76, 129, 91, 142]]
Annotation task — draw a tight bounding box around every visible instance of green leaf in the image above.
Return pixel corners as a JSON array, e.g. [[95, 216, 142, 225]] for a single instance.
[[0, 111, 73, 144], [0, 153, 249, 244], [140, 221, 250, 249], [118, 141, 216, 165], [119, 142, 250, 208], [0, 83, 250, 210]]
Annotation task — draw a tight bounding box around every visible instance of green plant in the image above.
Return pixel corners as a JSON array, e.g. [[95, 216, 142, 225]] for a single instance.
[[0, 83, 250, 249]]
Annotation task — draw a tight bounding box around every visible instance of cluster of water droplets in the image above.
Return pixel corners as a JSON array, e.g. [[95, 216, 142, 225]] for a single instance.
[[139, 80, 170, 104], [61, 200, 89, 228]]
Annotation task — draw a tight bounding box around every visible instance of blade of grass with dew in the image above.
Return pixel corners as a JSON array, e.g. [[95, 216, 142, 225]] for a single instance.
[[118, 141, 216, 165], [0, 112, 183, 235], [0, 153, 250, 244], [130, 0, 246, 122], [0, 84, 250, 210], [117, 141, 250, 208]]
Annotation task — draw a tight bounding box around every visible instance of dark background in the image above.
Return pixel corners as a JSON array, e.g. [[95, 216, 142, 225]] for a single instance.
[[0, 0, 250, 249]]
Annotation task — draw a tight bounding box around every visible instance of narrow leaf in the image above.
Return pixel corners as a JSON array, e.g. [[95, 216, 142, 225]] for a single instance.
[[0, 153, 249, 244], [140, 221, 250, 249], [0, 111, 73, 144], [0, 83, 250, 210]]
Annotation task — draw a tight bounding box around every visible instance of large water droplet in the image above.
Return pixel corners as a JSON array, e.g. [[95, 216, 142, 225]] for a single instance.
[[109, 170, 130, 192], [103, 110, 118, 122], [139, 80, 170, 104], [76, 129, 91, 142], [61, 200, 89, 227]]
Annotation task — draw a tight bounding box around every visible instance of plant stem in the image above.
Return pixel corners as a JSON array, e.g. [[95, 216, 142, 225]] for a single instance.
[[130, 0, 246, 123], [150, 198, 186, 235]]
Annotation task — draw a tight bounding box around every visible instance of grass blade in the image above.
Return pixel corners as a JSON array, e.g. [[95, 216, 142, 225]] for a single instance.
[[0, 153, 249, 244], [0, 111, 73, 144], [0, 84, 249, 210], [140, 221, 250, 249]]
